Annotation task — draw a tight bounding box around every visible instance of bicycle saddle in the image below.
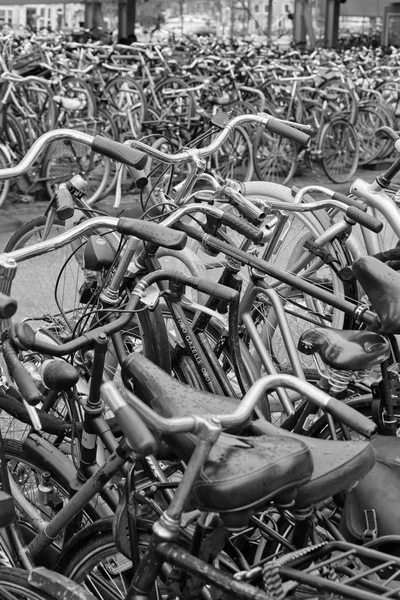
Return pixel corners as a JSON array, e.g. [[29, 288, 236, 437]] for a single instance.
[[250, 419, 374, 510], [298, 327, 390, 371], [352, 255, 400, 334], [122, 354, 374, 529]]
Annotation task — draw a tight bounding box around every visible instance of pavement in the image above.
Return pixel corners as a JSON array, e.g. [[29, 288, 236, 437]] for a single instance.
[[0, 163, 384, 242]]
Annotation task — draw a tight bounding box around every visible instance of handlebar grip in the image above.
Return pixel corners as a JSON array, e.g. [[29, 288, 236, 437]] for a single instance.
[[345, 206, 383, 233], [325, 396, 377, 438], [91, 136, 148, 170], [102, 382, 157, 456], [8, 322, 36, 350], [2, 339, 43, 406], [265, 117, 311, 146], [117, 218, 187, 250], [175, 273, 239, 303], [220, 212, 264, 244], [126, 166, 149, 189], [332, 191, 367, 211], [55, 184, 75, 221], [0, 292, 17, 319]]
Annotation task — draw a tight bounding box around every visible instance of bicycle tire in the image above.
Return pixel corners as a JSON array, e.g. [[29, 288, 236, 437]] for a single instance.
[[54, 518, 167, 599], [102, 76, 146, 141], [153, 76, 197, 128], [12, 78, 57, 132], [41, 129, 111, 205], [320, 118, 359, 184], [2, 437, 105, 557], [355, 104, 388, 166], [56, 75, 97, 122], [241, 181, 357, 375], [211, 123, 254, 182], [253, 126, 299, 185], [0, 566, 96, 600]]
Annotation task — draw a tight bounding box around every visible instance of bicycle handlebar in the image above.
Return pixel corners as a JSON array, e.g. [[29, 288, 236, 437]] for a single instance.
[[292, 185, 383, 233], [8, 269, 239, 357], [122, 113, 311, 165], [2, 216, 187, 264], [0, 115, 310, 182], [0, 129, 148, 181], [102, 372, 376, 440]]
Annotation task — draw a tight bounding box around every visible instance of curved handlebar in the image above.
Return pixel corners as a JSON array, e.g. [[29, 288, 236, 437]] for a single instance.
[[0, 114, 310, 181], [103, 373, 376, 440], [2, 216, 186, 264], [0, 129, 148, 181]]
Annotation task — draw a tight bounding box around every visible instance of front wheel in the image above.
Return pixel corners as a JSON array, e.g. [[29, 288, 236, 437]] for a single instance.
[[320, 118, 359, 184], [210, 124, 254, 182], [0, 567, 96, 600], [54, 518, 168, 599]]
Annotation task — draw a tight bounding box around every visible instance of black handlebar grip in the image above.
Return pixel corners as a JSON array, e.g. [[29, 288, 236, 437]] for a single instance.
[[117, 218, 187, 250], [55, 184, 75, 221], [325, 396, 377, 438], [126, 166, 149, 189], [220, 212, 264, 244], [346, 206, 383, 233], [266, 118, 311, 146], [114, 404, 158, 456], [0, 292, 17, 319], [2, 339, 43, 406], [91, 136, 148, 170], [8, 322, 36, 350], [332, 191, 367, 211]]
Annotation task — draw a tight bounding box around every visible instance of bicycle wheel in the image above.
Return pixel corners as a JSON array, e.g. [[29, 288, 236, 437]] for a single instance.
[[0, 566, 96, 600], [241, 181, 356, 375], [320, 118, 359, 184], [153, 76, 197, 129], [54, 518, 168, 600], [210, 124, 254, 182], [42, 121, 111, 204], [3, 437, 103, 559], [102, 76, 146, 141], [253, 126, 299, 185], [12, 78, 57, 132], [355, 104, 388, 166], [56, 76, 97, 122]]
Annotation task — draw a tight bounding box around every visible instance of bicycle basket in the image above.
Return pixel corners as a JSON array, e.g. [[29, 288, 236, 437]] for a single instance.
[[263, 540, 400, 600], [11, 47, 49, 77]]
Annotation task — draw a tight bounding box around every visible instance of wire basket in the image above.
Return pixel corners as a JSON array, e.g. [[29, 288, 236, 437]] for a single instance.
[[263, 540, 400, 600], [10, 47, 49, 77]]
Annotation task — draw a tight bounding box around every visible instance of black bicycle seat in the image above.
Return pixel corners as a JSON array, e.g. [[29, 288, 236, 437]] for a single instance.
[[352, 255, 400, 334], [250, 419, 375, 510], [298, 327, 390, 371], [121, 354, 374, 529]]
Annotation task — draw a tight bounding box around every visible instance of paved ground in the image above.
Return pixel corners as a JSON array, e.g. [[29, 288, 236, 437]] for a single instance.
[[0, 162, 383, 247]]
